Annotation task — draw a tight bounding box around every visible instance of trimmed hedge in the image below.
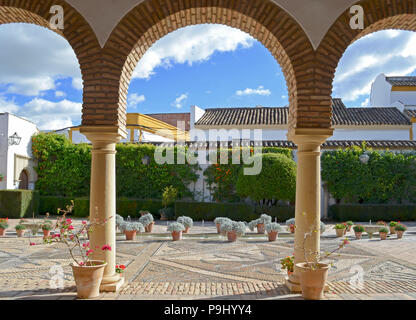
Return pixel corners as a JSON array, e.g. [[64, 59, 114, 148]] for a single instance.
[[329, 204, 416, 221], [39, 196, 73, 215], [0, 190, 39, 218], [117, 198, 163, 218], [175, 201, 295, 222]]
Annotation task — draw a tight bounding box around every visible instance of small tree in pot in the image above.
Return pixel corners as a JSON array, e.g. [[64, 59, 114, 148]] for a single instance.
[[265, 222, 282, 241], [167, 222, 185, 241], [220, 221, 246, 242], [177, 216, 193, 233], [139, 213, 154, 233], [15, 224, 26, 237], [296, 229, 350, 300], [395, 223, 407, 239], [353, 225, 365, 240], [121, 222, 145, 240]]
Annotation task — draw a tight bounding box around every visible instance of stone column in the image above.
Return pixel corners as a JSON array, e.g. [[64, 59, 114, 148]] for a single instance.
[[80, 126, 126, 292], [286, 128, 332, 292]]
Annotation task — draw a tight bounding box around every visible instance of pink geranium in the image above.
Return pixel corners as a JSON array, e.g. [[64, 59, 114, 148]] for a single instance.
[[101, 245, 112, 251]]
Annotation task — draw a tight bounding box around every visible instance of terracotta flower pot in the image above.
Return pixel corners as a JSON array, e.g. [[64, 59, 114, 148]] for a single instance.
[[16, 229, 25, 237], [289, 224, 295, 233], [216, 223, 221, 234], [389, 226, 396, 234], [355, 232, 362, 240], [296, 262, 330, 300], [43, 229, 51, 238], [171, 231, 182, 241], [380, 232, 388, 240], [227, 230, 237, 242], [71, 260, 107, 299], [125, 230, 137, 240], [287, 271, 293, 277], [347, 226, 352, 232], [396, 231, 404, 239], [160, 213, 167, 221], [268, 231, 278, 242], [257, 223, 265, 234], [145, 222, 154, 233], [336, 228, 345, 237], [0, 228, 6, 236], [183, 226, 190, 234]]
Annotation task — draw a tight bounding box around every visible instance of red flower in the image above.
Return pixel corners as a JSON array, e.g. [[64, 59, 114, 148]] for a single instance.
[[102, 245, 112, 251]]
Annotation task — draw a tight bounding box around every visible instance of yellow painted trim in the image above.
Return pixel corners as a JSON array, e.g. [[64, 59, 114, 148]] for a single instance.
[[391, 86, 416, 91], [410, 126, 413, 141]]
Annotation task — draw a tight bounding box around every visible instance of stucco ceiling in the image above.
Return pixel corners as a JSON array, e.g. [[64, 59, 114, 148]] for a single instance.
[[65, 0, 359, 49]]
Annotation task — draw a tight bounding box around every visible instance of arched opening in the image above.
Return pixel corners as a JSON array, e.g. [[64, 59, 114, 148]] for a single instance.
[[18, 169, 29, 190]]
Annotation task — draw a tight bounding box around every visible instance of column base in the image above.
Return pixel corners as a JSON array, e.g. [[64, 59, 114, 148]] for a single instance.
[[285, 278, 329, 293], [100, 277, 125, 293]]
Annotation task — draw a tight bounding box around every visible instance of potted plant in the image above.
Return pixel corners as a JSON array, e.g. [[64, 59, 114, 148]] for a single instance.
[[353, 225, 365, 239], [0, 218, 9, 236], [296, 229, 350, 300], [257, 214, 272, 234], [15, 224, 26, 237], [389, 221, 398, 234], [285, 218, 296, 233], [120, 222, 145, 240], [320, 221, 326, 235], [220, 221, 246, 242], [345, 221, 354, 232], [379, 227, 388, 240], [280, 255, 294, 277], [139, 213, 154, 233], [177, 216, 193, 233], [334, 224, 346, 237], [115, 214, 124, 233], [265, 222, 281, 241], [139, 210, 150, 217], [160, 186, 178, 221], [0, 174, 4, 181], [395, 223, 407, 239], [214, 217, 232, 234], [116, 264, 126, 276], [167, 222, 185, 241], [34, 205, 111, 299], [376, 221, 387, 226]]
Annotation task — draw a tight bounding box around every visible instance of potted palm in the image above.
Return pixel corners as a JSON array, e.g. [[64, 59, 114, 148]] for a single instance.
[[214, 217, 232, 234], [334, 224, 346, 237], [379, 227, 388, 240], [0, 218, 9, 236], [177, 216, 193, 233], [389, 221, 398, 234], [265, 222, 281, 241], [34, 204, 111, 299], [395, 224, 407, 239], [296, 229, 350, 300], [139, 213, 154, 233], [280, 255, 294, 277], [15, 224, 26, 237], [220, 221, 246, 242], [160, 186, 178, 221], [120, 222, 145, 240], [167, 222, 185, 241], [353, 225, 365, 239]]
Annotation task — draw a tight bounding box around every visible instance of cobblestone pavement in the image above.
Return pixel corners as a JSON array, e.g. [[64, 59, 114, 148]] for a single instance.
[[0, 219, 415, 300]]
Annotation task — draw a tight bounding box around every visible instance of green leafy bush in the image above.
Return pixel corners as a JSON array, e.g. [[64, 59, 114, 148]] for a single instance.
[[236, 153, 296, 202], [0, 190, 39, 218], [329, 204, 416, 221]]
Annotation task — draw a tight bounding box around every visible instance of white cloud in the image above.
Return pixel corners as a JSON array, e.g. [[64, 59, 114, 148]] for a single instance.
[[71, 78, 83, 90], [171, 93, 188, 109], [360, 98, 370, 108], [333, 30, 416, 103], [0, 23, 81, 96], [133, 24, 254, 79], [236, 85, 271, 96], [0, 97, 19, 113], [55, 90, 66, 98], [128, 93, 146, 108]]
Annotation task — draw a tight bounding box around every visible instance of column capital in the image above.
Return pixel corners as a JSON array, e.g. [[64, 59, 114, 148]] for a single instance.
[[79, 125, 127, 144], [287, 128, 333, 149]]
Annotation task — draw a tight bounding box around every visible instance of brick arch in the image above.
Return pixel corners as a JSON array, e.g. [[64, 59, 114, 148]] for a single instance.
[[317, 0, 416, 106], [104, 0, 318, 131], [0, 0, 103, 126]]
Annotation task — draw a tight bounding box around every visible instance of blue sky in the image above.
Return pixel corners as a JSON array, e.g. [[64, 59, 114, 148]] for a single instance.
[[0, 23, 415, 129]]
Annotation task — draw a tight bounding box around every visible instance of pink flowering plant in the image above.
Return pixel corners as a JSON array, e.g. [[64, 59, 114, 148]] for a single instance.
[[29, 202, 112, 267]]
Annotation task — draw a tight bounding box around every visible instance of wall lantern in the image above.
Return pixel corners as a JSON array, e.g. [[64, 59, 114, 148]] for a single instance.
[[359, 153, 370, 164], [8, 132, 22, 146], [141, 155, 151, 165]]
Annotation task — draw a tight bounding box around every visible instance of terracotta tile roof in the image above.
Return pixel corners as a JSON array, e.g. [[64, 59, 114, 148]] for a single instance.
[[195, 99, 411, 127], [386, 76, 416, 86], [147, 140, 416, 150]]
